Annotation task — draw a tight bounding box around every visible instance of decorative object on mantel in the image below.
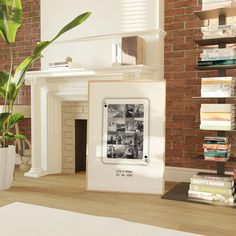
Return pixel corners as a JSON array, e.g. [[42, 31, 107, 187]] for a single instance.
[[121, 36, 145, 65], [112, 43, 122, 66], [0, 0, 91, 189], [48, 56, 82, 69]]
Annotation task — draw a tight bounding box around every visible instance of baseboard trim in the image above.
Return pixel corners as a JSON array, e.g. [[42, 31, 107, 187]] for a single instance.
[[164, 166, 233, 182]]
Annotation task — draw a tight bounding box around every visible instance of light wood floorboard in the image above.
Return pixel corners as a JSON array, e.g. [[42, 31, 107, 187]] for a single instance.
[[0, 169, 235, 236]]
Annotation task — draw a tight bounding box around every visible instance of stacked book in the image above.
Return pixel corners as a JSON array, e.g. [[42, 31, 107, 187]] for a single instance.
[[201, 77, 235, 97], [188, 172, 235, 204], [202, 0, 236, 11], [203, 136, 231, 161], [198, 45, 236, 67], [201, 24, 236, 39], [201, 48, 236, 61], [200, 104, 235, 130]]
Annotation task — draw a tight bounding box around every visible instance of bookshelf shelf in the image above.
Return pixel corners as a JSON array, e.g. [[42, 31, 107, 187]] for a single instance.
[[195, 37, 236, 46], [194, 6, 236, 19], [195, 64, 236, 70]]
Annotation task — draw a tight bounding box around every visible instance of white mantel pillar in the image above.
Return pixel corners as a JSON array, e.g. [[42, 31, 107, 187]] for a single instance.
[[24, 78, 46, 177]]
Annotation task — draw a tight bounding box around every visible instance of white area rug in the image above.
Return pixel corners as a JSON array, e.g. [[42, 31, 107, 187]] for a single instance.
[[0, 202, 202, 236]]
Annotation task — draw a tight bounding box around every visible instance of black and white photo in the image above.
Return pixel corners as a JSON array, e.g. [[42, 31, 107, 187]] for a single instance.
[[103, 99, 149, 164]]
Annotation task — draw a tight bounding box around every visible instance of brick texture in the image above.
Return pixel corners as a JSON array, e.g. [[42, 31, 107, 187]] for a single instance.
[[165, 0, 236, 171], [0, 0, 40, 141], [61, 101, 88, 173]]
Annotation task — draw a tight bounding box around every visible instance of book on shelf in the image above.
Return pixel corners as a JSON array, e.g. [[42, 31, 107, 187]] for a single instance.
[[204, 136, 228, 143], [189, 183, 235, 196], [201, 49, 236, 62], [201, 112, 235, 120], [203, 151, 230, 158], [204, 156, 230, 161], [188, 190, 235, 203], [200, 124, 234, 130], [203, 143, 231, 149], [191, 173, 234, 188], [201, 104, 235, 112], [201, 24, 236, 38], [200, 104, 235, 130], [197, 59, 236, 67], [203, 48, 236, 54]]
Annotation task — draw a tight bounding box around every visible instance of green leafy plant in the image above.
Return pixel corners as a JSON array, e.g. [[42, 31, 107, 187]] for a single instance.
[[0, 0, 91, 148]]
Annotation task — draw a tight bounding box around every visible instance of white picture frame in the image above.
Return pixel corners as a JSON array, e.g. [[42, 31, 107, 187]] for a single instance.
[[102, 98, 149, 165]]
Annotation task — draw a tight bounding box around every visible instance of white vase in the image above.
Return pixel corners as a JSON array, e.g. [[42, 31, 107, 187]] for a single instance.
[[0, 145, 16, 190]]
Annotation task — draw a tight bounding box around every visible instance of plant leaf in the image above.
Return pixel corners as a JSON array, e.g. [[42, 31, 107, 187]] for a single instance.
[[13, 55, 38, 87], [0, 0, 22, 44], [0, 71, 10, 98], [52, 12, 91, 42], [4, 131, 15, 139], [0, 71, 9, 86], [9, 112, 24, 129], [0, 112, 10, 131], [14, 133, 25, 139], [13, 11, 91, 87]]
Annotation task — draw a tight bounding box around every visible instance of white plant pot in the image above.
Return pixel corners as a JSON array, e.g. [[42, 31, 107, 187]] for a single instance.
[[0, 145, 16, 190]]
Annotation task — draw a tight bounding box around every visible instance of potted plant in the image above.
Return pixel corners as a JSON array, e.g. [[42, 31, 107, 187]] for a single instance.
[[0, 0, 91, 190]]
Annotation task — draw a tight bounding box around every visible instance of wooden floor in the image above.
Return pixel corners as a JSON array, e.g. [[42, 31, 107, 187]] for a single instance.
[[0, 169, 236, 236]]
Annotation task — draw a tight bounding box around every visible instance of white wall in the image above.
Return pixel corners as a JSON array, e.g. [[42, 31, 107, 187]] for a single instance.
[[40, 0, 164, 76]]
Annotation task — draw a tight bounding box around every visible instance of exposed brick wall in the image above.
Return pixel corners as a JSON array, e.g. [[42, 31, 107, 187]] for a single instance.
[[165, 0, 236, 171], [0, 0, 40, 141]]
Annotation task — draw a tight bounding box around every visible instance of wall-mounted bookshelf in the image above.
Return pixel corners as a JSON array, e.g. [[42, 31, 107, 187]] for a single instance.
[[162, 5, 236, 207]]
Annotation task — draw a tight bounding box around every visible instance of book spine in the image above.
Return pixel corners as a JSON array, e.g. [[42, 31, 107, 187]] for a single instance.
[[198, 59, 236, 66], [204, 136, 228, 142], [203, 143, 231, 149], [189, 184, 234, 195], [204, 156, 230, 161], [190, 178, 233, 188], [201, 56, 236, 61], [188, 190, 235, 203]]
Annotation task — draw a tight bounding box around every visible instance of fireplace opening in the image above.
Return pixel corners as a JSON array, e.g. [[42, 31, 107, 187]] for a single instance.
[[75, 119, 87, 172]]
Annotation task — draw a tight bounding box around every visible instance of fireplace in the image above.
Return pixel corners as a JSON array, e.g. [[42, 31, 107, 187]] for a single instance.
[[61, 102, 88, 173], [24, 66, 157, 177]]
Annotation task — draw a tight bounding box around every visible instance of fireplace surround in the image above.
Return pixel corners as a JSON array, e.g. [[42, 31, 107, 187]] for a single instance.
[[24, 65, 157, 177]]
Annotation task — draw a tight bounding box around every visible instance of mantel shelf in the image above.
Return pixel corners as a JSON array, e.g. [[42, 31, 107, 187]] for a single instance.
[[193, 154, 236, 163], [194, 6, 236, 20], [25, 65, 157, 80], [195, 64, 236, 70], [195, 37, 236, 46]]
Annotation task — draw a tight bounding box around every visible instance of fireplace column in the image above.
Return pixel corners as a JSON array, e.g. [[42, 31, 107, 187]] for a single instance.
[[24, 78, 46, 177]]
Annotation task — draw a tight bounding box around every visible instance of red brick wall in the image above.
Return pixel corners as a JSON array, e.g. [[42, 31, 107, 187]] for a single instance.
[[0, 0, 40, 141], [165, 0, 236, 171]]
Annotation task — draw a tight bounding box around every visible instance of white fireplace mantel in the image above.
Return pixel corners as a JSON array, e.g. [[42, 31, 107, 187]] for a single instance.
[[24, 65, 158, 177]]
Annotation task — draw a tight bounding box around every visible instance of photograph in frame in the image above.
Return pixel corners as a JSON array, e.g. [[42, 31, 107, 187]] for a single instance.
[[102, 98, 149, 165]]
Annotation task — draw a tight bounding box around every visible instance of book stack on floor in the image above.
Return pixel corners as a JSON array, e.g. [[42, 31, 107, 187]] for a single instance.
[[203, 136, 231, 161], [201, 77, 235, 97], [188, 172, 235, 205], [200, 104, 235, 130], [202, 0, 236, 11]]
